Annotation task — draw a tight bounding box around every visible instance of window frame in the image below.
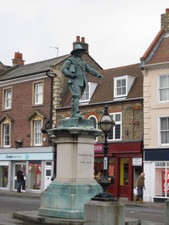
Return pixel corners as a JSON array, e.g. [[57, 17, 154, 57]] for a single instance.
[[80, 82, 98, 103], [114, 76, 127, 98], [3, 87, 12, 110], [33, 119, 42, 146], [1, 119, 11, 148], [108, 112, 122, 141], [30, 113, 43, 147], [80, 83, 90, 102], [159, 116, 169, 146], [159, 74, 169, 102], [33, 81, 44, 106]]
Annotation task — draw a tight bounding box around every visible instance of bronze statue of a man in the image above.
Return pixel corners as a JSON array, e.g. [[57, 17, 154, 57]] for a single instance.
[[61, 44, 103, 119]]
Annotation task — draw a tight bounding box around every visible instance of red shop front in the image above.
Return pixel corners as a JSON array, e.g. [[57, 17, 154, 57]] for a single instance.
[[94, 141, 143, 200]]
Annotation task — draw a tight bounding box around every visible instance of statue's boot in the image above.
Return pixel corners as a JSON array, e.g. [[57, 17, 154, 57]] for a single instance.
[[75, 112, 83, 119]]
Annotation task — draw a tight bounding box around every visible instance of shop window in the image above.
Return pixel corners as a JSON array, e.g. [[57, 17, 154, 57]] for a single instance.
[[29, 161, 41, 190], [159, 74, 169, 102], [120, 158, 129, 186], [155, 162, 169, 198], [160, 117, 169, 145], [3, 88, 12, 110], [94, 158, 115, 185], [14, 163, 26, 191], [33, 82, 44, 105], [0, 165, 8, 188], [108, 158, 115, 184], [108, 113, 122, 141]]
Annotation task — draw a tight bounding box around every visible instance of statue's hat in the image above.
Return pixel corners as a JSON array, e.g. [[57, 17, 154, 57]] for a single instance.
[[71, 44, 86, 55]]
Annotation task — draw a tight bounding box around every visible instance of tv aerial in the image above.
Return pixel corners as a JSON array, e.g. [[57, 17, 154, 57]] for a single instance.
[[49, 46, 59, 57]]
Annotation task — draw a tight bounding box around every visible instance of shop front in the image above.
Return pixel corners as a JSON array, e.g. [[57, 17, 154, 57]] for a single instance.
[[0, 147, 53, 193], [144, 148, 169, 202], [94, 141, 143, 200]]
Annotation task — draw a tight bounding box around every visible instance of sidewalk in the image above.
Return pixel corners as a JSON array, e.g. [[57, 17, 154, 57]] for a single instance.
[[0, 190, 165, 209]]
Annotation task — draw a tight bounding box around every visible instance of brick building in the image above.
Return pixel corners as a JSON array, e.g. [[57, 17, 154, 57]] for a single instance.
[[55, 60, 143, 200], [0, 52, 68, 192], [0, 36, 144, 200], [0, 37, 103, 193]]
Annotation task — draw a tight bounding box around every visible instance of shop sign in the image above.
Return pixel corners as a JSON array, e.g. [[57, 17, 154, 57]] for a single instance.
[[0, 153, 53, 161], [132, 158, 142, 166], [94, 144, 103, 153]]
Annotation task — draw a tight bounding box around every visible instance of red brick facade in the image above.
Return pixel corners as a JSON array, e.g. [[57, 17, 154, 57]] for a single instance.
[[0, 77, 51, 148]]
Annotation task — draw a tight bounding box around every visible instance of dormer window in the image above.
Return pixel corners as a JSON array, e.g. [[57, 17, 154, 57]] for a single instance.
[[114, 75, 135, 99], [80, 82, 97, 104], [115, 78, 126, 97]]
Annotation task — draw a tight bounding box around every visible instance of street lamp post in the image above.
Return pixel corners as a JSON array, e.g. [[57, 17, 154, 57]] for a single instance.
[[92, 106, 117, 201]]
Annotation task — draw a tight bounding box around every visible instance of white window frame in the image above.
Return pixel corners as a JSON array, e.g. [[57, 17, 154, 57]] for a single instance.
[[80, 82, 98, 104], [4, 88, 12, 110], [114, 76, 127, 98], [34, 82, 43, 105], [3, 123, 10, 147], [108, 112, 122, 141], [81, 83, 90, 102], [159, 74, 169, 102], [159, 116, 169, 146], [33, 120, 42, 146]]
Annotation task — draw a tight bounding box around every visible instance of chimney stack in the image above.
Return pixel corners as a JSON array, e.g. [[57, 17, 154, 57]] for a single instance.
[[161, 8, 169, 33], [73, 36, 89, 54], [12, 52, 24, 66]]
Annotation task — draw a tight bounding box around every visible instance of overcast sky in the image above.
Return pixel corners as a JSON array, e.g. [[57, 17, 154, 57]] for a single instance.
[[1, 0, 169, 69]]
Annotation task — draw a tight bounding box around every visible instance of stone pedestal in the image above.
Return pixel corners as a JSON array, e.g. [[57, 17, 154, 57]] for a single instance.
[[39, 119, 103, 219], [84, 200, 125, 225], [165, 199, 169, 225]]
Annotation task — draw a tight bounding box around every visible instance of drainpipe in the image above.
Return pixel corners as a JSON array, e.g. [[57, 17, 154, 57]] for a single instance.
[[45, 71, 56, 180]]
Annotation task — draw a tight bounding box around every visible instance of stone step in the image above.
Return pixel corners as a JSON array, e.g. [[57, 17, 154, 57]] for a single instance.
[[13, 211, 141, 225]]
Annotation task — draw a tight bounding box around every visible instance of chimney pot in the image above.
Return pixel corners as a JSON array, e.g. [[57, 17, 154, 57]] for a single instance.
[[166, 8, 169, 14], [73, 36, 89, 54], [12, 51, 24, 66], [81, 37, 85, 43], [76, 36, 80, 42]]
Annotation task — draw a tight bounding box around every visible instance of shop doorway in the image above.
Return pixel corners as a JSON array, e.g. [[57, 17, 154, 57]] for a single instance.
[[133, 166, 142, 187], [44, 161, 52, 190], [119, 158, 129, 197], [13, 162, 26, 191]]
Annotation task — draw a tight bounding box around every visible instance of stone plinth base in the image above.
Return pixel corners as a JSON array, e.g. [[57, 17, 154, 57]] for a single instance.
[[39, 181, 102, 219], [39, 122, 103, 219], [84, 200, 125, 225]]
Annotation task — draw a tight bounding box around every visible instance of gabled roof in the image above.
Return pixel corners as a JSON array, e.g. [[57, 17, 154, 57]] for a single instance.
[[140, 29, 169, 66], [0, 53, 103, 82], [0, 61, 11, 75], [0, 55, 69, 81], [62, 63, 143, 107], [141, 9, 169, 67]]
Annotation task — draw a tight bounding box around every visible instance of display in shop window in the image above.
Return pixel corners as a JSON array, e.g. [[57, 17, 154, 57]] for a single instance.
[[163, 169, 169, 193], [0, 166, 8, 188], [29, 162, 41, 190]]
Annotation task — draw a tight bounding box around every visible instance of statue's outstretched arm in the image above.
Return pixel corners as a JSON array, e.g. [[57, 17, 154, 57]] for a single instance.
[[86, 63, 104, 79]]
